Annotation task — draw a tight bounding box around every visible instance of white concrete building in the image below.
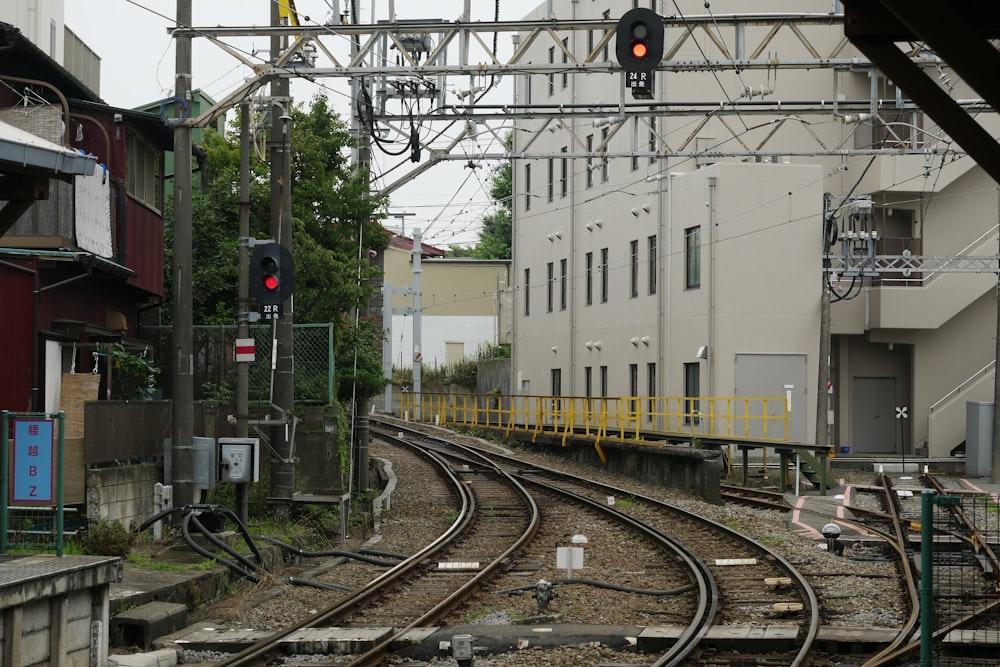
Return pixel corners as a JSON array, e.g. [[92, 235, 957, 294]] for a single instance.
[[510, 0, 998, 457]]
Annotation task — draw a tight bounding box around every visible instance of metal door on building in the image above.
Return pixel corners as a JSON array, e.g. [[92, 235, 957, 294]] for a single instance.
[[851, 377, 897, 453], [735, 353, 808, 443]]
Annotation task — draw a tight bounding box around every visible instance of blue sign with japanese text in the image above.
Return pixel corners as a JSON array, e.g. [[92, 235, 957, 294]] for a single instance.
[[12, 419, 54, 503]]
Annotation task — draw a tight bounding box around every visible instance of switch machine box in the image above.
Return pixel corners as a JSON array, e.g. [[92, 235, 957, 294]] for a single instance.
[[218, 438, 261, 484]]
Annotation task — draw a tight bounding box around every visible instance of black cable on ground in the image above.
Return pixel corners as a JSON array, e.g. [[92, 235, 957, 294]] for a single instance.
[[180, 511, 261, 583], [286, 577, 350, 592], [357, 548, 407, 560], [260, 536, 402, 566], [494, 579, 697, 597], [137, 504, 377, 593], [187, 511, 261, 575]]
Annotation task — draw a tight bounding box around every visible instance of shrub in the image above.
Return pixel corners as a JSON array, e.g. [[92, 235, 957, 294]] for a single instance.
[[78, 519, 135, 557]]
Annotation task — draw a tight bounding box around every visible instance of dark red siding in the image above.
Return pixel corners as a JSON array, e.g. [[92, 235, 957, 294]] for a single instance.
[[0, 264, 36, 412], [125, 201, 164, 297]]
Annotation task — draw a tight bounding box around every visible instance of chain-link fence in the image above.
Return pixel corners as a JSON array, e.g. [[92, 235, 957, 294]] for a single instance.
[[145, 324, 334, 405]]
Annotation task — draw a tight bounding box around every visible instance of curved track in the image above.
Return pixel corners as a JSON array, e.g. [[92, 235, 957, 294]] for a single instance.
[[374, 418, 822, 666], [215, 431, 539, 667]]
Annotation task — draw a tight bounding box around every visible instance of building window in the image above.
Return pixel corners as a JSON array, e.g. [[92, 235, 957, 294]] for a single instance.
[[629, 363, 638, 397], [600, 365, 608, 397], [562, 38, 570, 88], [560, 146, 568, 197], [524, 73, 532, 104], [552, 368, 562, 415], [649, 115, 657, 164], [648, 235, 657, 294], [602, 10, 611, 61], [631, 117, 640, 171], [629, 239, 639, 298], [585, 251, 593, 305], [586, 134, 594, 188], [127, 133, 163, 213], [524, 268, 530, 316], [547, 261, 554, 312], [684, 362, 701, 424], [601, 127, 609, 182], [585, 366, 593, 398], [646, 362, 656, 417], [548, 46, 555, 96], [525, 163, 532, 211], [547, 157, 554, 202], [685, 226, 701, 289], [600, 247, 609, 303], [560, 258, 567, 310]]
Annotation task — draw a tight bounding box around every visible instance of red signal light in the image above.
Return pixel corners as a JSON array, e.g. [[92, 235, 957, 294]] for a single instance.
[[262, 274, 279, 291], [631, 42, 648, 59]]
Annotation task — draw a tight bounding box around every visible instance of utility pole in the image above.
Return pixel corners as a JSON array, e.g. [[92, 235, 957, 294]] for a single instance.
[[816, 194, 833, 449], [389, 211, 415, 236], [235, 100, 251, 524], [412, 228, 423, 421], [269, 2, 295, 517], [171, 0, 195, 507], [350, 0, 373, 496]]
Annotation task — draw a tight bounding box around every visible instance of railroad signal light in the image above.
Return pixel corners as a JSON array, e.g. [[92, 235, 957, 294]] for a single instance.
[[615, 8, 664, 99], [249, 242, 295, 308]]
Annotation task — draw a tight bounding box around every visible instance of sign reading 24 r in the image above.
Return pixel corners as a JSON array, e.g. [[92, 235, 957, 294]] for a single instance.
[[13, 419, 54, 503]]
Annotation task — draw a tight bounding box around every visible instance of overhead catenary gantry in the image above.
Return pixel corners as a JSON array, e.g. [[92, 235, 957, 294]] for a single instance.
[[168, 12, 972, 197]]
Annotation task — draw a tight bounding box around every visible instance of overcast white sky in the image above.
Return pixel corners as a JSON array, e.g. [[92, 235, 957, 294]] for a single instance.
[[63, 0, 543, 247]]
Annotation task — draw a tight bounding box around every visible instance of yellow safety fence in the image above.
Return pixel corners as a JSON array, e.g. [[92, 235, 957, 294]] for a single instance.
[[396, 392, 790, 464]]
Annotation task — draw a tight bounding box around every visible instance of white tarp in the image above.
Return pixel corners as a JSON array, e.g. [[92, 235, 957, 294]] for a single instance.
[[74, 162, 112, 257]]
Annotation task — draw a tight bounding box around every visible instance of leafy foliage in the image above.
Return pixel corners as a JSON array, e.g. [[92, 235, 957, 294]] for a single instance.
[[110, 343, 160, 400], [160, 95, 387, 326], [334, 315, 388, 403], [77, 519, 135, 557], [472, 159, 512, 259]]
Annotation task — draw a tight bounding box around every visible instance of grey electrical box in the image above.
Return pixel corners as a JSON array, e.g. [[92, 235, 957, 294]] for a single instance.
[[218, 438, 260, 483], [965, 401, 993, 477], [192, 436, 218, 491]]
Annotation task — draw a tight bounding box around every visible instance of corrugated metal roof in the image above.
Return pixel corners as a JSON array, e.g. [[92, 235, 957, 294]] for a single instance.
[[0, 119, 96, 176]]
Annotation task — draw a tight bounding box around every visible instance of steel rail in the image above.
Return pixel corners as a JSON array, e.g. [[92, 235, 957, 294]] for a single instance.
[[375, 417, 819, 666], [343, 429, 541, 667], [213, 433, 513, 666]]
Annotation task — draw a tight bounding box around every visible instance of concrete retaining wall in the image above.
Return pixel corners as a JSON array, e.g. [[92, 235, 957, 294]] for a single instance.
[[516, 433, 723, 502], [0, 556, 119, 667], [87, 463, 163, 530]]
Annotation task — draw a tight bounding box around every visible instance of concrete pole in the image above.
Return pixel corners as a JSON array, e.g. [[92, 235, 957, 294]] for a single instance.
[[235, 101, 251, 525], [413, 228, 423, 421], [269, 2, 294, 517], [816, 195, 833, 449], [171, 0, 195, 507]]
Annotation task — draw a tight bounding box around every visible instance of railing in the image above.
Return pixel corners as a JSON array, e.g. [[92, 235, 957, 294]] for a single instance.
[[929, 361, 995, 413], [397, 392, 790, 461]]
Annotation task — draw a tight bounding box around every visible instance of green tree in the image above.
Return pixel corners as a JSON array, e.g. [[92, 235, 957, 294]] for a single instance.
[[473, 146, 512, 259], [164, 95, 386, 325], [161, 95, 389, 403]]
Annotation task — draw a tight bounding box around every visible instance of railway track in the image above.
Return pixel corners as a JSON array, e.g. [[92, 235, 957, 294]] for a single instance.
[[375, 419, 821, 666], [182, 416, 947, 665], [864, 473, 1000, 667], [213, 430, 539, 667]]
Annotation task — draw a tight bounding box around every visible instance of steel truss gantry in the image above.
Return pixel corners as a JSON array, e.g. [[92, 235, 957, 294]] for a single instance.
[[167, 12, 983, 197]]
